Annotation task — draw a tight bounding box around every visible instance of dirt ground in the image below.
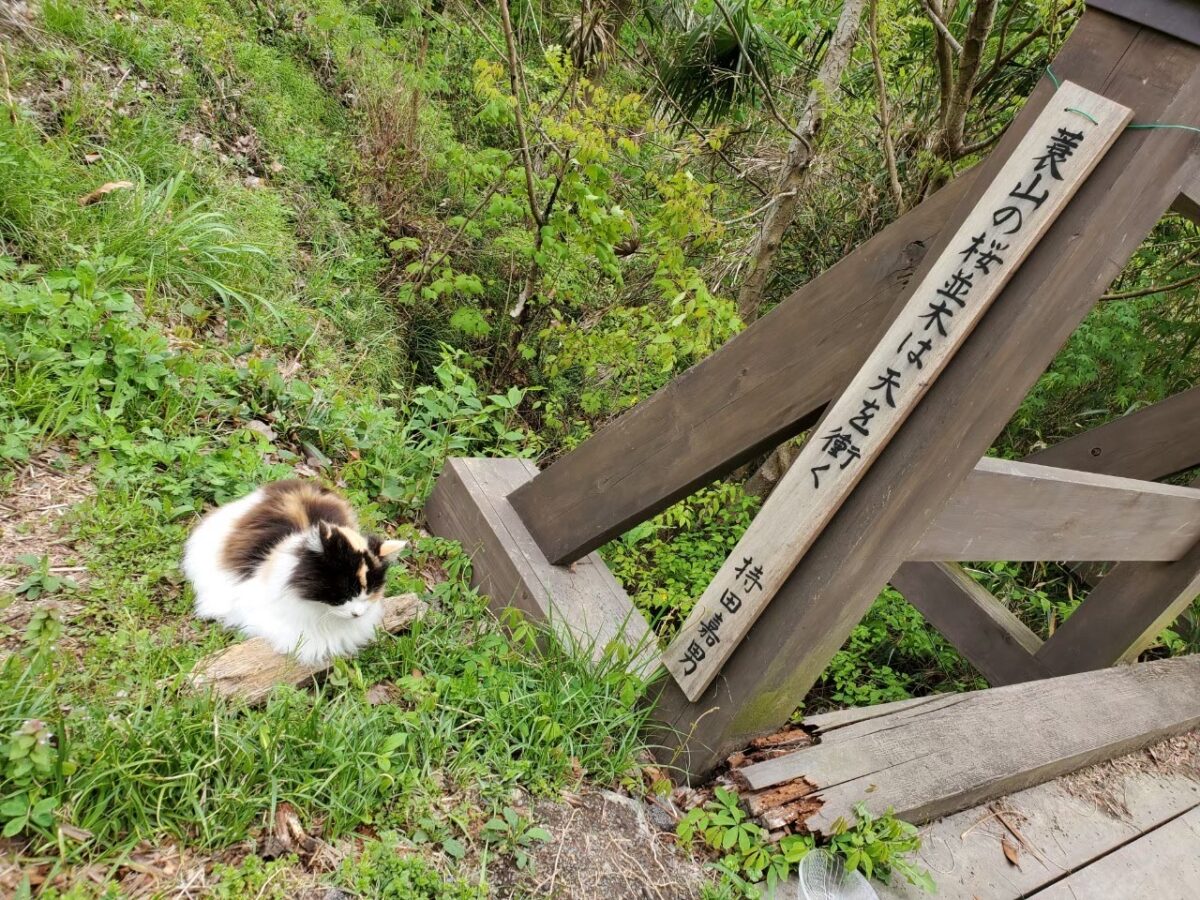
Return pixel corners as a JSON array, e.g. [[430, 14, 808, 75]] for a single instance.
[[493, 789, 709, 900], [0, 449, 93, 643]]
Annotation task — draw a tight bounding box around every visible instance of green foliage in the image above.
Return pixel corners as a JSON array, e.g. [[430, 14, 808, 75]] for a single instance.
[[12, 554, 78, 601], [480, 805, 553, 871], [677, 787, 812, 893], [828, 803, 934, 891], [604, 483, 759, 635], [0, 609, 77, 841], [337, 830, 485, 899], [677, 789, 933, 895]]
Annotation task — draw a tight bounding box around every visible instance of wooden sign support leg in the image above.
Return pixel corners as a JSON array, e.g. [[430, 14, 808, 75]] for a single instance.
[[1037, 478, 1200, 676], [892, 386, 1200, 687], [650, 13, 1200, 778]]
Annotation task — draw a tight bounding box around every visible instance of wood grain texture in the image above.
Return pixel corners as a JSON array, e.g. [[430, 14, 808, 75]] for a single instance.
[[1170, 171, 1200, 222], [1024, 385, 1200, 480], [879, 767, 1200, 899], [664, 82, 1132, 701], [1029, 806, 1200, 899], [896, 387, 1200, 686], [423, 457, 657, 674], [187, 593, 426, 705], [912, 458, 1200, 562], [508, 169, 980, 566], [891, 561, 1047, 686], [1037, 489, 1200, 676], [650, 11, 1200, 778], [738, 655, 1200, 833]]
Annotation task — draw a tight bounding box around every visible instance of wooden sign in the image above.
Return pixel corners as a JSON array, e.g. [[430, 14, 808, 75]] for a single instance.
[[663, 82, 1133, 701]]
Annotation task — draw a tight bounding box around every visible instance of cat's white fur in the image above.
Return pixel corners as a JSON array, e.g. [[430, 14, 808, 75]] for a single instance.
[[183, 488, 386, 664]]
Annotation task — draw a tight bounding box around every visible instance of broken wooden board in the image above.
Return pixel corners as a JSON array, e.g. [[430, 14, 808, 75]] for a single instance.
[[876, 745, 1200, 898], [736, 655, 1200, 835], [663, 83, 1134, 701], [188, 593, 426, 705]]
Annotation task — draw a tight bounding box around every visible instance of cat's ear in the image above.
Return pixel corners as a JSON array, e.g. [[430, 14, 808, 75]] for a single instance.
[[378, 539, 407, 559], [319, 521, 335, 541]]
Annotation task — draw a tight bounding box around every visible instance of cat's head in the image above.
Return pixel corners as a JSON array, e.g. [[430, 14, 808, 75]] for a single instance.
[[290, 522, 406, 618]]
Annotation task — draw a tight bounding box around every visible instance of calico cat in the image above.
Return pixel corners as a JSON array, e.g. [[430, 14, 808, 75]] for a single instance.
[[183, 480, 406, 663]]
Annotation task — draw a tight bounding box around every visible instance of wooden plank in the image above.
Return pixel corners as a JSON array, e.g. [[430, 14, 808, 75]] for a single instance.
[[1170, 172, 1200, 222], [649, 11, 1200, 778], [508, 169, 980, 567], [879, 767, 1200, 899], [1030, 806, 1200, 899], [187, 593, 426, 705], [803, 693, 964, 732], [1024, 385, 1200, 480], [1089, 0, 1200, 47], [736, 656, 1200, 834], [663, 84, 1133, 702], [423, 457, 657, 674], [911, 458, 1200, 562], [891, 562, 1046, 686]]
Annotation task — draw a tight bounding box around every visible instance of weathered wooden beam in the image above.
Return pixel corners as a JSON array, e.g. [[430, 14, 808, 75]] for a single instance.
[[890, 562, 1046, 686], [507, 170, 980, 566], [423, 457, 657, 674], [736, 655, 1200, 833], [650, 11, 1200, 778], [187, 593, 426, 705], [1170, 171, 1200, 222], [1025, 384, 1200, 480], [1037, 476, 1200, 676], [912, 458, 1200, 562]]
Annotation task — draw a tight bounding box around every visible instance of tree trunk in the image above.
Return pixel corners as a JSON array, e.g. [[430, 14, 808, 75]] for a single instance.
[[735, 0, 868, 324]]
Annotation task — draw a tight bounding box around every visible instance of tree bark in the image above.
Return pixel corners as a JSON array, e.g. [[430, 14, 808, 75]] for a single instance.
[[735, 0, 868, 324], [869, 0, 903, 211]]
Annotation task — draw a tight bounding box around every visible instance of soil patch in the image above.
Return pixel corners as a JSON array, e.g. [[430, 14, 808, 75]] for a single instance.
[[491, 789, 709, 899]]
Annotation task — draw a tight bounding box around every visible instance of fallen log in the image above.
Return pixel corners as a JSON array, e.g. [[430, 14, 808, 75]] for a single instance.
[[187, 593, 426, 705]]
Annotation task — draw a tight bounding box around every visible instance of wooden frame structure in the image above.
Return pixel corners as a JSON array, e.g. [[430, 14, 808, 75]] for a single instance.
[[426, 0, 1200, 781]]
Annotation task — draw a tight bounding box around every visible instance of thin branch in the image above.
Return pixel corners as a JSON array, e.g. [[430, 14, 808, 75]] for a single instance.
[[497, 0, 542, 227], [977, 24, 1045, 90], [954, 119, 1008, 159], [1100, 270, 1200, 302], [710, 0, 811, 148], [868, 0, 903, 210], [920, 0, 964, 54]]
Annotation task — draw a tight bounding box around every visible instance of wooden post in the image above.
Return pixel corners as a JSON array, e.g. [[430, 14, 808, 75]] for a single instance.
[[891, 561, 1048, 686], [650, 11, 1200, 777]]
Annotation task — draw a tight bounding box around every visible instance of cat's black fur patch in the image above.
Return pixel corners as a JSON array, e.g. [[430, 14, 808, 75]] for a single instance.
[[290, 524, 390, 607], [222, 480, 354, 580]]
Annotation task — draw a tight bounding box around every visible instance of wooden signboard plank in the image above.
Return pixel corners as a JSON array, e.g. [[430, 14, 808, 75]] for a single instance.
[[663, 83, 1134, 701]]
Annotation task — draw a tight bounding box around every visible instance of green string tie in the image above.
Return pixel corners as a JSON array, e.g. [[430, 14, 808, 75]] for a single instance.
[[1045, 64, 1200, 134]]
